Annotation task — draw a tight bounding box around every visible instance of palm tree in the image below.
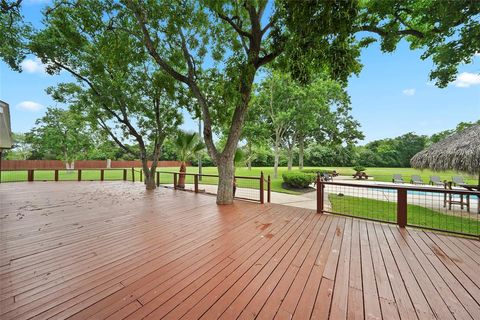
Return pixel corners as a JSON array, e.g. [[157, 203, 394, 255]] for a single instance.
[[175, 131, 205, 189]]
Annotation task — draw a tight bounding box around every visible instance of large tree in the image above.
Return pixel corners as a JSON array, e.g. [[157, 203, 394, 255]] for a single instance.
[[29, 0, 183, 189], [124, 0, 479, 204], [26, 107, 93, 165]]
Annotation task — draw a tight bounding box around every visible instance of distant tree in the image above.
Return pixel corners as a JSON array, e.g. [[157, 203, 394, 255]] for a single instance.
[[3, 132, 31, 160], [430, 120, 480, 144], [25, 108, 93, 166]]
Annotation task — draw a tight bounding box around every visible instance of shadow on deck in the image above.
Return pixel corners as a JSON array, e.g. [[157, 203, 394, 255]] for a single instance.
[[0, 181, 479, 319]]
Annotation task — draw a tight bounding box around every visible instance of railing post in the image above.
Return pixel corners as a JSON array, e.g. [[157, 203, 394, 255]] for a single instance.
[[28, 169, 34, 182], [123, 169, 127, 181], [267, 175, 271, 203], [316, 174, 324, 213], [78, 169, 82, 181], [397, 188, 407, 228], [194, 174, 199, 193], [156, 171, 160, 187], [100, 169, 104, 181], [139, 170, 143, 182], [54, 169, 59, 181], [260, 171, 264, 204], [131, 168, 135, 182], [174, 173, 178, 189]]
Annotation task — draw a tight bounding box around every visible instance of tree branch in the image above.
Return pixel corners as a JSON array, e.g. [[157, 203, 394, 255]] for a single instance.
[[216, 12, 251, 38]]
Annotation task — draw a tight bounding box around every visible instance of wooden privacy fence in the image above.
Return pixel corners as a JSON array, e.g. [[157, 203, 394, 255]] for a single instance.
[[0, 160, 186, 170], [316, 176, 480, 238]]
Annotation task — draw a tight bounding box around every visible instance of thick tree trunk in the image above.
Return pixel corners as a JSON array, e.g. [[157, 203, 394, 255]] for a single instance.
[[299, 137, 304, 170], [144, 170, 156, 190], [140, 157, 156, 190], [177, 161, 187, 188], [216, 157, 235, 205], [273, 143, 280, 179]]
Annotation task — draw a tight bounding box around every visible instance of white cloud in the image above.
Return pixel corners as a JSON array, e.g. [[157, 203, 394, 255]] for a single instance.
[[17, 101, 44, 111], [20, 58, 46, 74], [453, 72, 480, 88], [402, 88, 415, 96]]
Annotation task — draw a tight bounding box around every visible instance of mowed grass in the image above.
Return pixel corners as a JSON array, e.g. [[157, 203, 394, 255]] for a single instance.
[[329, 194, 480, 236], [1, 166, 477, 195]]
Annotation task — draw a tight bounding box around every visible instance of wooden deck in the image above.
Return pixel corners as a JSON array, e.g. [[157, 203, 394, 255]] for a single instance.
[[1, 182, 480, 319]]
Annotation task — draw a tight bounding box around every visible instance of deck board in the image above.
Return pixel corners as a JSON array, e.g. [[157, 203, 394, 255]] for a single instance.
[[1, 181, 479, 319]]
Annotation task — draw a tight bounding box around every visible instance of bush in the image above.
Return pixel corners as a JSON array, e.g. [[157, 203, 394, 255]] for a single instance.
[[282, 171, 316, 188], [301, 168, 334, 175], [353, 165, 366, 172]]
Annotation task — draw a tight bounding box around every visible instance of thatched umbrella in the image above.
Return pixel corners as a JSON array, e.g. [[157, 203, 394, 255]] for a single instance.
[[411, 124, 480, 187]]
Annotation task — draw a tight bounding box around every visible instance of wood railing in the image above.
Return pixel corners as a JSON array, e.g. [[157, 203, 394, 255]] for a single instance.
[[156, 171, 271, 203], [0, 168, 271, 204], [316, 176, 480, 238]]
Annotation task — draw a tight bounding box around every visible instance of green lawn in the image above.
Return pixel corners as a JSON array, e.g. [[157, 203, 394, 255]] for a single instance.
[[1, 166, 477, 195], [329, 194, 479, 236]]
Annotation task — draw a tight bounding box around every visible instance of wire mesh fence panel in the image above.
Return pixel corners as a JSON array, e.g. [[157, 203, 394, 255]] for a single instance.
[[0, 170, 28, 183], [234, 177, 261, 202], [34, 170, 55, 181], [324, 184, 397, 224], [197, 174, 219, 195], [406, 189, 480, 237]]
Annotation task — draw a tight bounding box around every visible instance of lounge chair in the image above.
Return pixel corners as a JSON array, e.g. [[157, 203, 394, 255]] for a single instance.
[[429, 176, 444, 186], [452, 176, 467, 187], [410, 175, 424, 185], [392, 174, 404, 183]]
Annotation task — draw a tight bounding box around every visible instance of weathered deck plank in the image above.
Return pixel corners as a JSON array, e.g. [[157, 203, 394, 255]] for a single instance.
[[1, 181, 479, 319]]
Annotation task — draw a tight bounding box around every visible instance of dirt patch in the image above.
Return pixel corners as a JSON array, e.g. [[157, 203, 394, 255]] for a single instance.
[[265, 233, 274, 239]]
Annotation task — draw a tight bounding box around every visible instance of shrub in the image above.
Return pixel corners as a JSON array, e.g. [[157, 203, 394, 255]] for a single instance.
[[301, 168, 333, 175], [282, 171, 316, 188], [353, 165, 366, 172]]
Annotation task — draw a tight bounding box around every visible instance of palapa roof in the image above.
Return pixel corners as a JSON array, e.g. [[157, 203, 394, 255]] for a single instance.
[[410, 124, 480, 175]]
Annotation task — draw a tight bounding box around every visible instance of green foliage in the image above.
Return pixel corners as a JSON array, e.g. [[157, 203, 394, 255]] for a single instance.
[[353, 165, 366, 172], [282, 171, 316, 188], [174, 131, 205, 162], [0, 0, 31, 70], [3, 132, 31, 160], [25, 107, 93, 163], [300, 168, 333, 175]]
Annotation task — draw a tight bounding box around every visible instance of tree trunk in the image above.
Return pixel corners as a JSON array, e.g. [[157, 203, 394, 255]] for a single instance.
[[216, 157, 235, 205], [144, 169, 156, 190], [299, 136, 304, 170], [140, 158, 156, 190], [177, 161, 187, 188], [287, 146, 293, 171], [273, 143, 280, 179]]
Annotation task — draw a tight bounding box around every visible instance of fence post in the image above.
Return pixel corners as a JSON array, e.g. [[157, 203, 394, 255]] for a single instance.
[[139, 170, 143, 182], [28, 169, 34, 182], [78, 169, 82, 181], [54, 169, 59, 181], [156, 171, 160, 187], [194, 174, 199, 193], [260, 171, 264, 204], [100, 169, 104, 181], [397, 188, 407, 228], [131, 168, 135, 182], [267, 175, 271, 203], [316, 174, 324, 213], [123, 169, 127, 181], [174, 173, 178, 189]]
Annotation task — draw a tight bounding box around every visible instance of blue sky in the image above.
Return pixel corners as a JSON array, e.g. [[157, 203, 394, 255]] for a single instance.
[[0, 1, 479, 144]]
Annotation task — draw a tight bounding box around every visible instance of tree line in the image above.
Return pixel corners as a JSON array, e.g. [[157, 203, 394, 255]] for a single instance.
[[1, 0, 479, 204]]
